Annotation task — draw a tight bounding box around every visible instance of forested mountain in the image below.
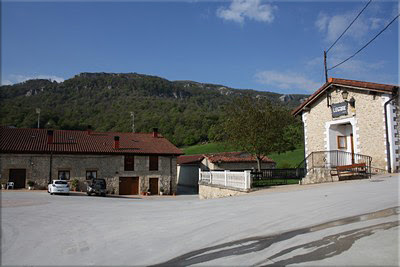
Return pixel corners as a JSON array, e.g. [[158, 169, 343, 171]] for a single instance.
[[0, 72, 308, 146]]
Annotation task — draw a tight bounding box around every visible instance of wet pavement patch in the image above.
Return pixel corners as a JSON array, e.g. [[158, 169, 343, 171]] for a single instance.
[[152, 206, 399, 266]]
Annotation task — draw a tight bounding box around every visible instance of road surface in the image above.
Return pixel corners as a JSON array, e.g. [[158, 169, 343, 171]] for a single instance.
[[1, 174, 399, 266]]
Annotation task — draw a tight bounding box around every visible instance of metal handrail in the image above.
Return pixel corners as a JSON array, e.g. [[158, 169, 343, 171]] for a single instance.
[[296, 150, 372, 177]]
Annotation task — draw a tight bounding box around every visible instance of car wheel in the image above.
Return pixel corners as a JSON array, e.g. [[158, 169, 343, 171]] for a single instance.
[[50, 192, 53, 195], [102, 193, 106, 197]]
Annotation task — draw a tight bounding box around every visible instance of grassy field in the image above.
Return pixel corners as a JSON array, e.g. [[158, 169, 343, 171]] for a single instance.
[[181, 142, 237, 155], [181, 143, 304, 168], [268, 148, 304, 168]]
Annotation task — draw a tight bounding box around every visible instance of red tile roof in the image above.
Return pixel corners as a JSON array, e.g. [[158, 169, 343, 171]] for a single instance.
[[178, 152, 275, 165], [177, 154, 205, 165], [0, 127, 183, 155], [292, 78, 399, 116]]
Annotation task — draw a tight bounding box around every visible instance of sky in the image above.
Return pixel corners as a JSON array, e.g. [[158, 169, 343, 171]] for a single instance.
[[1, 0, 399, 94]]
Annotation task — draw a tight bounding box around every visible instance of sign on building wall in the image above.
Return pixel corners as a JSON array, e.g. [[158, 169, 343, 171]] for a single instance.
[[331, 102, 348, 118]]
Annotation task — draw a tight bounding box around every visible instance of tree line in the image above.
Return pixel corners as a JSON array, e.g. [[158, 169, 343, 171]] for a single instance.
[[0, 73, 305, 148]]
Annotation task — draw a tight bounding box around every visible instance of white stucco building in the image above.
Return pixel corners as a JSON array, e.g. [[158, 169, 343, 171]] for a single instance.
[[293, 78, 399, 182]]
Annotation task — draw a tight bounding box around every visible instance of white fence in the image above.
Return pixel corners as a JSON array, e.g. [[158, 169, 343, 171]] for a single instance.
[[199, 169, 251, 190]]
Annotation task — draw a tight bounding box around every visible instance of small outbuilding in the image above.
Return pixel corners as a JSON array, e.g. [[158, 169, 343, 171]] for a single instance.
[[177, 152, 276, 187]]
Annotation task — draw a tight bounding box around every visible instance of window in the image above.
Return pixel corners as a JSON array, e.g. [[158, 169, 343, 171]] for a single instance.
[[58, 170, 70, 180], [124, 155, 135, 171], [337, 136, 347, 149], [86, 170, 97, 180], [149, 155, 158, 171]]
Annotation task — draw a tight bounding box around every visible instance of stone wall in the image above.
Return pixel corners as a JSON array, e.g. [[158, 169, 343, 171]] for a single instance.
[[390, 96, 399, 172], [198, 183, 248, 199], [300, 168, 339, 185], [303, 86, 395, 171], [0, 153, 178, 194]]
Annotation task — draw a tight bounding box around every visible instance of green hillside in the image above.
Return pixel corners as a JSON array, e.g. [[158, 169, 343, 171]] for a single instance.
[[183, 142, 304, 167], [0, 72, 308, 146], [182, 142, 238, 155]]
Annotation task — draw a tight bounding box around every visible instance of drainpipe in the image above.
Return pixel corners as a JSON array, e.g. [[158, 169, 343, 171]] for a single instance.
[[48, 152, 53, 184], [384, 89, 398, 173], [169, 156, 173, 195], [47, 130, 54, 184]]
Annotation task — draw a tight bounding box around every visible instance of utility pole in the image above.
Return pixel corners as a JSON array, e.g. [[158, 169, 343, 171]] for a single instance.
[[130, 111, 135, 133], [36, 108, 41, 128], [324, 50, 328, 83]]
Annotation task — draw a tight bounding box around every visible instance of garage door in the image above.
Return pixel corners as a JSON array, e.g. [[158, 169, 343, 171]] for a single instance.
[[9, 169, 26, 189], [119, 177, 139, 195]]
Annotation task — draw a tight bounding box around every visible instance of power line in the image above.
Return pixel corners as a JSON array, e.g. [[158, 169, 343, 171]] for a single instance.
[[328, 13, 400, 71], [326, 0, 372, 54]]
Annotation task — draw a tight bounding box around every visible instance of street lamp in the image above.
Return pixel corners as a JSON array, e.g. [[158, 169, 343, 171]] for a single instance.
[[341, 90, 349, 100], [35, 108, 41, 128]]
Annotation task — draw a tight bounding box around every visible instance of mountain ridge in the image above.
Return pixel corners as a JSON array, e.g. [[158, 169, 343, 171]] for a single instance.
[[0, 72, 308, 146]]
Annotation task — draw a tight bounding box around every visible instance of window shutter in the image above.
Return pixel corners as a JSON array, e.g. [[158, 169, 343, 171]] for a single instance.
[[124, 155, 135, 171], [149, 156, 158, 171]]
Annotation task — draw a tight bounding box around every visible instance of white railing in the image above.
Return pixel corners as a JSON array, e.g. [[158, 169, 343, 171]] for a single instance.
[[199, 169, 251, 190]]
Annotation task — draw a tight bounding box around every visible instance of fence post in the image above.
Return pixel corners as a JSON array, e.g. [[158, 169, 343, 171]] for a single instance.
[[224, 170, 227, 186], [244, 170, 251, 190], [210, 171, 213, 185], [199, 168, 202, 184]]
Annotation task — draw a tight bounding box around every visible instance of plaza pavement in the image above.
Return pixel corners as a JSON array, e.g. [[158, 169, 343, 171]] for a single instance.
[[1, 174, 399, 266]]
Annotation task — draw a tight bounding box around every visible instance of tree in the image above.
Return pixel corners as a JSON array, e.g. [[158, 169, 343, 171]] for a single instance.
[[222, 97, 297, 171]]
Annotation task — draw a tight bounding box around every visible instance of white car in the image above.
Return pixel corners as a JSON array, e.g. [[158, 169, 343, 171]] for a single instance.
[[48, 180, 70, 195]]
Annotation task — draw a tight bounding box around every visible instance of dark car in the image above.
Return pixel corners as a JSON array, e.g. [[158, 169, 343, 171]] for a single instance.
[[86, 178, 107, 197]]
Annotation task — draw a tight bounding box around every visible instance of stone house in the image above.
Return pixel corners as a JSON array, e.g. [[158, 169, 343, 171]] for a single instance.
[[0, 127, 182, 195], [292, 78, 399, 183], [177, 152, 276, 187]]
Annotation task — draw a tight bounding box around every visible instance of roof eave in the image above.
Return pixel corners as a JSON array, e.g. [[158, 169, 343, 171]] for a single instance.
[[292, 81, 332, 116], [292, 80, 399, 117]]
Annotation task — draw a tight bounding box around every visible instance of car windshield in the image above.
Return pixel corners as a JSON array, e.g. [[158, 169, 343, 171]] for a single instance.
[[55, 181, 68, 185], [91, 179, 106, 188]]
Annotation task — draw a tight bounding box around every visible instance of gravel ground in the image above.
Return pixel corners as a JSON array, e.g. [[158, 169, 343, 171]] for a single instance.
[[1, 174, 399, 266]]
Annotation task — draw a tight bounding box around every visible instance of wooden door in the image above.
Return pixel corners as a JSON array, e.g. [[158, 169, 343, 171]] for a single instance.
[[9, 169, 26, 189], [149, 178, 159, 195], [119, 177, 139, 195]]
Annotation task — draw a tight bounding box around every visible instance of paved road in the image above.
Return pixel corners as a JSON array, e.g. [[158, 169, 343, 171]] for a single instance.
[[1, 174, 399, 266]]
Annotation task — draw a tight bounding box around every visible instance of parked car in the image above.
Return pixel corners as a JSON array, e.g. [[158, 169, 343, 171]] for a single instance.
[[48, 180, 70, 195], [86, 178, 107, 197]]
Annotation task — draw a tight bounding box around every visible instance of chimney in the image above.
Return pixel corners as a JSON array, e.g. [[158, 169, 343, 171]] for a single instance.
[[153, 128, 158, 138], [47, 130, 54, 144], [87, 125, 92, 135], [113, 136, 120, 149]]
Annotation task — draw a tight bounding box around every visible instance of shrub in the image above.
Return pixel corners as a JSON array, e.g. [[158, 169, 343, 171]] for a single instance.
[[71, 179, 79, 190], [27, 180, 35, 187]]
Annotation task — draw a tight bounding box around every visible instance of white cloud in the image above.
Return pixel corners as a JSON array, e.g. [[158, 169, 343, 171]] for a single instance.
[[255, 70, 321, 92], [217, 0, 277, 24], [329, 57, 386, 76], [370, 18, 384, 30], [315, 13, 329, 32], [315, 11, 372, 43], [3, 74, 65, 85], [1, 79, 13, 85]]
